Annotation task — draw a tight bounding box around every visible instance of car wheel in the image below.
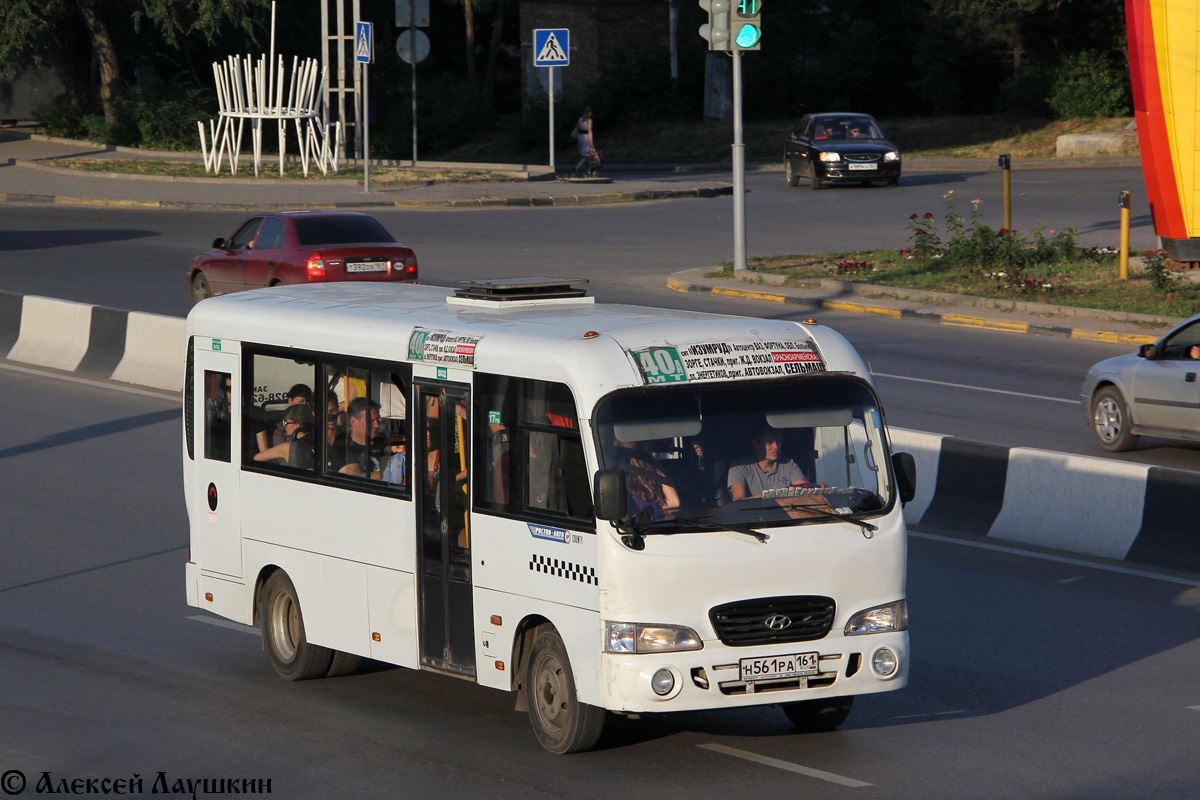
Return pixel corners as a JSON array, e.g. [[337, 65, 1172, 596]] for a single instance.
[[1091, 386, 1140, 452], [782, 696, 854, 732], [261, 571, 334, 680], [808, 163, 822, 191], [526, 629, 605, 754], [785, 158, 799, 187], [190, 272, 212, 303]]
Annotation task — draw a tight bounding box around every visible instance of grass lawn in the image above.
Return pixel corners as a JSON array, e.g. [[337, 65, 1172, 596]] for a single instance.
[[708, 249, 1200, 321], [43, 158, 523, 183]]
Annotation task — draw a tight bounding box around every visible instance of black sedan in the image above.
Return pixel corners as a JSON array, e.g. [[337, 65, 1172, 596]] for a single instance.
[[784, 113, 901, 190]]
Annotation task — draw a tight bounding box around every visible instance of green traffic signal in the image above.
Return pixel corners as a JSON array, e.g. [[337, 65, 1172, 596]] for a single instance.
[[734, 23, 760, 48]]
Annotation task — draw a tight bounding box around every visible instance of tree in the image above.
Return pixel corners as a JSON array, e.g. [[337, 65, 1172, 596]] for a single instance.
[[0, 0, 267, 123]]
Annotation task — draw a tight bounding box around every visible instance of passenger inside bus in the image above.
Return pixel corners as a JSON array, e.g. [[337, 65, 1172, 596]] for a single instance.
[[727, 428, 810, 500], [253, 404, 315, 471], [269, 383, 313, 446], [331, 397, 382, 478], [614, 438, 680, 517]]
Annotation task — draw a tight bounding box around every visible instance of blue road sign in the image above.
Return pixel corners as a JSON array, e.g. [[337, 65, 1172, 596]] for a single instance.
[[356, 21, 373, 64], [533, 28, 569, 68]]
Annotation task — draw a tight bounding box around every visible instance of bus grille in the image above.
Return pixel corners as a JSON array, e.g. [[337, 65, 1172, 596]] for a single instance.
[[709, 595, 836, 646]]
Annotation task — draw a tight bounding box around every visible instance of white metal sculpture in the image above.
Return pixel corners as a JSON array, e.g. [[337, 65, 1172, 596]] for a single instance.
[[198, 4, 341, 177]]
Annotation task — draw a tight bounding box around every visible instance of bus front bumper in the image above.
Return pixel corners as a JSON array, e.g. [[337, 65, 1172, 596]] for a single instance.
[[599, 632, 908, 714]]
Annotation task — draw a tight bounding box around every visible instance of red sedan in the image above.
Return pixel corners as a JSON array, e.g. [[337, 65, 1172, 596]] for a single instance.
[[187, 211, 418, 302]]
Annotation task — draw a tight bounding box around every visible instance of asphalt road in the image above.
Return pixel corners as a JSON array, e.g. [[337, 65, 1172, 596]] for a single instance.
[[2, 365, 1198, 800], [3, 164, 1198, 471]]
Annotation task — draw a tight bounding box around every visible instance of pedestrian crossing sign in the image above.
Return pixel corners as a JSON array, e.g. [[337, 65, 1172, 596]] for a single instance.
[[355, 21, 373, 64], [533, 28, 569, 67]]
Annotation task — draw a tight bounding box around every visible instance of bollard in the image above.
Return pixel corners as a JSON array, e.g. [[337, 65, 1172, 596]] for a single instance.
[[1118, 190, 1131, 280], [998, 154, 1012, 232]]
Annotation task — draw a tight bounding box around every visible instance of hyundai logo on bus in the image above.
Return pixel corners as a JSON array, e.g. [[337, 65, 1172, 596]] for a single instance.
[[764, 614, 793, 630]]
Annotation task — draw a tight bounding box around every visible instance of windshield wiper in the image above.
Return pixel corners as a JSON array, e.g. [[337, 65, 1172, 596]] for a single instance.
[[726, 500, 879, 538], [779, 503, 878, 538], [671, 516, 769, 543]]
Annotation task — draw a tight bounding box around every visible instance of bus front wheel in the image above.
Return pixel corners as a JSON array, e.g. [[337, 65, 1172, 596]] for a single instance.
[[526, 630, 605, 754], [261, 571, 334, 680], [782, 696, 854, 732]]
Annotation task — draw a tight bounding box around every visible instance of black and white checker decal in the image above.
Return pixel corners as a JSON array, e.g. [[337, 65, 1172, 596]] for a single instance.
[[529, 554, 597, 586]]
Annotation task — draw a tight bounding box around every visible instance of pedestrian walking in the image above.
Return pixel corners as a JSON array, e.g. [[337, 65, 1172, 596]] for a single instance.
[[573, 107, 596, 176]]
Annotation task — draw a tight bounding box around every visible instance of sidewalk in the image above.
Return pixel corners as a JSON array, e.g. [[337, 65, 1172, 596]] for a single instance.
[[667, 267, 1177, 346], [0, 130, 733, 210]]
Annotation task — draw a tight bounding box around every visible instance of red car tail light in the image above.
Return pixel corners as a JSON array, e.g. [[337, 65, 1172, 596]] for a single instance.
[[306, 252, 326, 281], [403, 253, 418, 278]]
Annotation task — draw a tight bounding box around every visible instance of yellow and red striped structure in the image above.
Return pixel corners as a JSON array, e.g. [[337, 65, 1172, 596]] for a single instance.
[[1127, 0, 1200, 257]]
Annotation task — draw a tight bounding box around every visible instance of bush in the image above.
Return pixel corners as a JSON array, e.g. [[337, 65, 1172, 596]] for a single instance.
[[36, 87, 213, 150], [1047, 50, 1131, 119]]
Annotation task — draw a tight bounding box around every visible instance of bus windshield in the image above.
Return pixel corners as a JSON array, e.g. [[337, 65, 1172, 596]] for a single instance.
[[594, 376, 893, 531]]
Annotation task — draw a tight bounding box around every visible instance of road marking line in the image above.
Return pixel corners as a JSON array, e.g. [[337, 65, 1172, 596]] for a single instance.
[[697, 743, 872, 788], [187, 615, 259, 635], [0, 361, 179, 402], [909, 531, 1200, 587], [872, 371, 1079, 404], [1188, 706, 1200, 712]]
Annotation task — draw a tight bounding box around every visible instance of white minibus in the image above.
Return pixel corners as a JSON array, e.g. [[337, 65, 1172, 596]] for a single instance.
[[183, 278, 915, 753]]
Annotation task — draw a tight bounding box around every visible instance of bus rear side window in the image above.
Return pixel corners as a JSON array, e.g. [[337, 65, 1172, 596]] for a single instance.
[[204, 370, 232, 462]]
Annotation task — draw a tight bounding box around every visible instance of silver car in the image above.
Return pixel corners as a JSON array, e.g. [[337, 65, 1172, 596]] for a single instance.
[[1082, 314, 1200, 451]]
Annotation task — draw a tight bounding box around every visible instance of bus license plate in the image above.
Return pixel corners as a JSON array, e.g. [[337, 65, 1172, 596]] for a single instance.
[[848, 163, 876, 171], [346, 261, 387, 273], [740, 652, 820, 682]]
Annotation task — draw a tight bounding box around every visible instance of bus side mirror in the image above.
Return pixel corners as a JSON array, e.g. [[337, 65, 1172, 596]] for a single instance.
[[1138, 344, 1157, 360], [891, 452, 916, 505], [593, 469, 627, 523]]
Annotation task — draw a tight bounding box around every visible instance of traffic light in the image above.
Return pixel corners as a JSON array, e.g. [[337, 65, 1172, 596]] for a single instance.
[[732, 0, 761, 50], [699, 0, 731, 51]]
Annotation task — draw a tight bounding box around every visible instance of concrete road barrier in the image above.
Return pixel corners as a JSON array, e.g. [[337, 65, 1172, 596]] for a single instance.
[[1, 288, 1196, 575], [891, 427, 1200, 575], [0, 290, 185, 391]]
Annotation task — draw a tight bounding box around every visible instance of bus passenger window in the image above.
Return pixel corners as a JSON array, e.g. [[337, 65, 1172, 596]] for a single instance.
[[242, 352, 316, 471], [204, 371, 232, 462]]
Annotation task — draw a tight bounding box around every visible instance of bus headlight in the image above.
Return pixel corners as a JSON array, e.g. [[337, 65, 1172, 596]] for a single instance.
[[844, 600, 907, 635], [604, 622, 703, 654]]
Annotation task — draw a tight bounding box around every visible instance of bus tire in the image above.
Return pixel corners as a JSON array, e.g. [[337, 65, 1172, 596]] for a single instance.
[[526, 629, 605, 754], [782, 696, 854, 732], [325, 651, 363, 678], [261, 571, 333, 681]]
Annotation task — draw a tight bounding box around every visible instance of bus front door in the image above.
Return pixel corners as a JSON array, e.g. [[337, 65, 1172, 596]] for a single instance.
[[415, 382, 476, 678]]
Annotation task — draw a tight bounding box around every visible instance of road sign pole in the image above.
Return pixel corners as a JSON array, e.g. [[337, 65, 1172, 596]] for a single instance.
[[732, 50, 747, 274], [549, 67, 555, 172], [363, 64, 370, 192], [411, 0, 418, 166]]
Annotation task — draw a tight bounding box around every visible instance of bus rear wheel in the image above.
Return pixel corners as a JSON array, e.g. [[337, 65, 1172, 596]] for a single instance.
[[261, 571, 333, 680], [782, 696, 854, 732], [526, 630, 605, 754]]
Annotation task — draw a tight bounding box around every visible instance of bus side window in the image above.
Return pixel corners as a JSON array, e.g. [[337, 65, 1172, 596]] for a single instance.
[[204, 371, 232, 462], [243, 352, 316, 471]]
